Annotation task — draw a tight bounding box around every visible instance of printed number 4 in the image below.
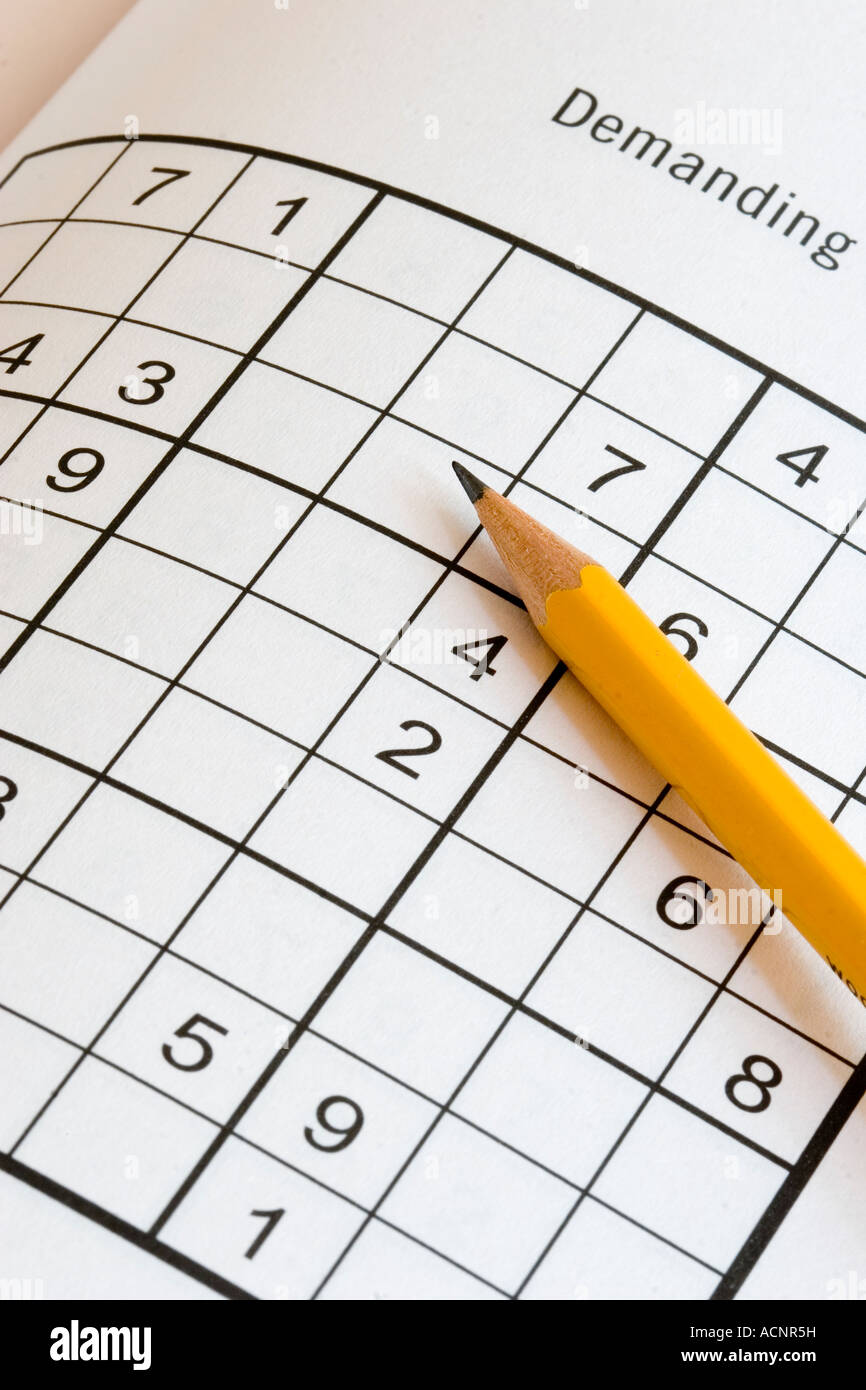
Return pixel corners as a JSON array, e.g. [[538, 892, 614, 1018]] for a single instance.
[[777, 444, 826, 488]]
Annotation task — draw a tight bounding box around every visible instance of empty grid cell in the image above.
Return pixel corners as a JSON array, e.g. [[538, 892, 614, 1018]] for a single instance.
[[394, 332, 575, 472], [0, 881, 155, 1044], [379, 1113, 574, 1292], [177, 856, 364, 1018], [716, 382, 866, 533], [61, 321, 239, 436], [526, 910, 715, 1076], [35, 784, 229, 944], [112, 688, 303, 840], [0, 1167, 223, 1299], [0, 1008, 80, 1151], [119, 450, 306, 584], [656, 468, 831, 620], [0, 143, 121, 222], [0, 631, 165, 766], [0, 736, 90, 873], [326, 416, 509, 558], [459, 250, 639, 385], [388, 832, 575, 996], [317, 662, 505, 819], [0, 393, 40, 455], [787, 543, 866, 674], [96, 953, 288, 1122], [1, 508, 96, 619], [16, 1056, 217, 1227], [313, 933, 507, 1102], [132, 239, 308, 351], [624, 555, 775, 696], [731, 631, 866, 785], [522, 672, 664, 807], [0, 302, 115, 396], [592, 814, 765, 982], [725, 917, 866, 1066], [458, 736, 647, 901], [0, 406, 170, 528], [74, 142, 249, 232], [237, 1030, 437, 1207], [196, 157, 377, 263], [4, 221, 181, 316], [49, 539, 236, 676], [261, 277, 443, 407], [328, 196, 507, 321], [318, 1220, 503, 1301], [0, 222, 62, 291], [664, 991, 852, 1163], [388, 569, 558, 724], [520, 1199, 717, 1300], [249, 757, 432, 914], [592, 1094, 785, 1269], [161, 1135, 365, 1300], [589, 314, 763, 456], [460, 481, 639, 591], [183, 594, 373, 745], [0, 615, 24, 656], [255, 507, 442, 654], [454, 1011, 647, 1187], [525, 394, 701, 545], [192, 360, 377, 492]]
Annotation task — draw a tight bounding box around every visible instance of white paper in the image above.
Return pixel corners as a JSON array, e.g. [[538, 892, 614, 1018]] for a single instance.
[[0, 0, 864, 1302]]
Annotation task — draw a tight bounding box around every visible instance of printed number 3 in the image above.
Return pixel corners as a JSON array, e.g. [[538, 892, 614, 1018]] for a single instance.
[[119, 360, 175, 405]]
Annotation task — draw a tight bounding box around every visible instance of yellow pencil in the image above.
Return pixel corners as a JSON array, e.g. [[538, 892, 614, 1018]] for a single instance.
[[452, 462, 866, 1006]]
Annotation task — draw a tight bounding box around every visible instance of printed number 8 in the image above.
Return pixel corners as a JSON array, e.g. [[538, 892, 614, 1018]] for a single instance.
[[724, 1054, 782, 1112]]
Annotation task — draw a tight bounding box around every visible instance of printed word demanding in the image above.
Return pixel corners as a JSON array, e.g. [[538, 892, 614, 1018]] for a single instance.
[[552, 86, 856, 270]]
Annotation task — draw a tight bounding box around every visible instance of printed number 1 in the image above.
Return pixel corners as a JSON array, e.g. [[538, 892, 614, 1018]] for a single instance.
[[272, 197, 308, 237]]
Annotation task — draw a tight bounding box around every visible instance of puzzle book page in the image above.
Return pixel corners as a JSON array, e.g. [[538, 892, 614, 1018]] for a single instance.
[[0, 0, 865, 1301]]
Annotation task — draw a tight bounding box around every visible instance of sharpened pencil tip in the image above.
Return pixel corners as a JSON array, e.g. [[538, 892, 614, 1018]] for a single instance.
[[452, 461, 487, 504]]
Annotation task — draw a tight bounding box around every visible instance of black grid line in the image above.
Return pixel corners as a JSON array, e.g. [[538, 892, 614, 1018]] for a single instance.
[[0, 991, 757, 1285], [4, 385, 866, 704], [0, 134, 864, 1301]]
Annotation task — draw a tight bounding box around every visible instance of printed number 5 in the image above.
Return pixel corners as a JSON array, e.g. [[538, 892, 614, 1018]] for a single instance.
[[162, 1014, 228, 1071]]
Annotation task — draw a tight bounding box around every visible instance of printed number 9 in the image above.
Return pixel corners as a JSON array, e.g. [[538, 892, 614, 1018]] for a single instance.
[[304, 1095, 364, 1151]]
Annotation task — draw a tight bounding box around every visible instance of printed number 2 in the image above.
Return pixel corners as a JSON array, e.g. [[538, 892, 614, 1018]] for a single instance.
[[376, 721, 442, 779]]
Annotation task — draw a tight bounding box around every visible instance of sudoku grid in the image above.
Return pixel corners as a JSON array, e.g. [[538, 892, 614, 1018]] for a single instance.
[[0, 133, 865, 1301]]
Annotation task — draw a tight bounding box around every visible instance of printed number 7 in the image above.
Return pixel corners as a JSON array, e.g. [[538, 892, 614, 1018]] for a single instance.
[[132, 167, 190, 206], [588, 444, 646, 492]]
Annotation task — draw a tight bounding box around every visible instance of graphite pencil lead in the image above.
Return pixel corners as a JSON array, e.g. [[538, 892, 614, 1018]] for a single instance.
[[452, 472, 597, 625], [451, 460, 486, 503]]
